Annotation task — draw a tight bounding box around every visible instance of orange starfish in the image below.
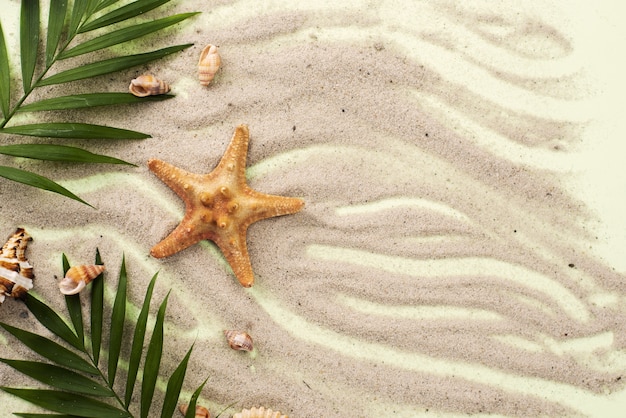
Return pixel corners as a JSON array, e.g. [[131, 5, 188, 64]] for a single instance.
[[148, 124, 304, 287]]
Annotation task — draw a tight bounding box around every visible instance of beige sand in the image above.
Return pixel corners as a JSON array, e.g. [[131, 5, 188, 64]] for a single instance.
[[1, 1, 626, 417]]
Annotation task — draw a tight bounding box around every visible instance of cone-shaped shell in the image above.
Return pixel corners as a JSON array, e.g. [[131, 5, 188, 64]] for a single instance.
[[129, 75, 170, 97], [224, 330, 253, 351], [0, 228, 34, 304], [179, 404, 210, 418], [198, 44, 221, 86], [59, 265, 105, 295], [233, 407, 288, 418]]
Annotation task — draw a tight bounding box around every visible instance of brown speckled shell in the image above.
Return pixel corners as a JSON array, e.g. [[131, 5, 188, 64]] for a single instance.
[[0, 228, 33, 304], [232, 407, 288, 418], [58, 264, 105, 295], [224, 330, 253, 351], [179, 403, 210, 418], [129, 74, 170, 97], [198, 44, 221, 86]]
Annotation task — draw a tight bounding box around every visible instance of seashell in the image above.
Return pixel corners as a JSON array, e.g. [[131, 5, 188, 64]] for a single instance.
[[58, 264, 105, 295], [0, 228, 34, 305], [198, 44, 221, 86], [179, 403, 210, 418], [233, 407, 288, 418], [224, 330, 253, 352], [129, 74, 170, 97]]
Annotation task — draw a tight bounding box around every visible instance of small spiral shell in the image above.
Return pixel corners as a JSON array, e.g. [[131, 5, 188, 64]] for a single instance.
[[224, 330, 253, 351], [179, 403, 210, 418], [233, 407, 288, 418], [198, 44, 221, 86], [58, 265, 105, 295], [129, 75, 170, 97]]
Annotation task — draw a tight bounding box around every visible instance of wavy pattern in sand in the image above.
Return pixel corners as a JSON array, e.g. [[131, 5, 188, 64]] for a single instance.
[[1, 1, 625, 417]]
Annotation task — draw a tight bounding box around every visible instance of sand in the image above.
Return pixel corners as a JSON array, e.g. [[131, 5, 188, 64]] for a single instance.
[[1, 1, 626, 417]]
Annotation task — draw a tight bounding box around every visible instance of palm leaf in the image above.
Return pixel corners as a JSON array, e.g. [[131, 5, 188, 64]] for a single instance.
[[45, 0, 68, 65], [68, 0, 89, 35], [38, 44, 192, 86], [184, 379, 208, 418], [79, 0, 171, 33], [108, 255, 127, 386], [0, 388, 130, 417], [62, 254, 85, 345], [0, 22, 10, 119], [161, 344, 194, 418], [0, 144, 133, 165], [94, 0, 123, 13], [20, 0, 40, 93], [1, 122, 150, 139], [0, 323, 98, 374], [18, 93, 173, 112], [13, 414, 77, 417], [61, 13, 199, 59], [140, 292, 170, 418], [125, 272, 158, 407], [23, 294, 82, 350], [90, 249, 105, 365], [0, 359, 112, 397], [0, 166, 91, 206]]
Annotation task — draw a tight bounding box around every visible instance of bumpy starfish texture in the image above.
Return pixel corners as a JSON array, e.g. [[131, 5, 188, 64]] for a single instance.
[[148, 124, 304, 287]]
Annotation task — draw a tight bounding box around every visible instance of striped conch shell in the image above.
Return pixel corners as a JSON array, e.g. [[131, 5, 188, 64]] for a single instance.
[[129, 74, 170, 97], [58, 265, 105, 295], [224, 330, 253, 352], [0, 228, 34, 305], [178, 404, 210, 418], [198, 44, 221, 86], [233, 407, 288, 418]]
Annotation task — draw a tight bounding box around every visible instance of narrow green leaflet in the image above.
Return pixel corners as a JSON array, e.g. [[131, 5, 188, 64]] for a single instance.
[[24, 294, 82, 350], [46, 0, 68, 65], [0, 323, 98, 374], [108, 255, 127, 386], [0, 166, 91, 206], [0, 144, 134, 165], [61, 13, 199, 59], [161, 344, 194, 418], [62, 255, 85, 345], [94, 0, 123, 13], [184, 379, 207, 418], [125, 272, 158, 407], [68, 0, 89, 35], [18, 92, 173, 112], [13, 414, 76, 417], [79, 0, 171, 33], [38, 44, 192, 86], [91, 249, 105, 365], [0, 22, 10, 118], [1, 122, 150, 139], [0, 388, 130, 418], [140, 292, 170, 418], [20, 0, 40, 92], [0, 359, 112, 397]]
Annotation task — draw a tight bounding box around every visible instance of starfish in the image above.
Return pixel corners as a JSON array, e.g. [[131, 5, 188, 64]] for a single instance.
[[148, 124, 304, 287]]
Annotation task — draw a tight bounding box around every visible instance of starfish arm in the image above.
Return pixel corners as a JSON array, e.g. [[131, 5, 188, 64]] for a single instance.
[[150, 216, 204, 258], [214, 230, 255, 287], [148, 159, 202, 201], [244, 191, 305, 224], [214, 124, 249, 182]]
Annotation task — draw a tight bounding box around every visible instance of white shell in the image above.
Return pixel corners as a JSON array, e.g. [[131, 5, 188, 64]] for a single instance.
[[233, 407, 288, 418], [129, 74, 170, 97], [198, 44, 221, 86], [59, 265, 105, 295]]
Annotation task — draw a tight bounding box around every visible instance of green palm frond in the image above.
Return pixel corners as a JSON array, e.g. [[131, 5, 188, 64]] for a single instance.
[[0, 0, 198, 206], [0, 251, 206, 417]]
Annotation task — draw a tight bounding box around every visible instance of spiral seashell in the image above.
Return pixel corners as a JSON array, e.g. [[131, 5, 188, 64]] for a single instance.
[[0, 228, 34, 305], [58, 265, 105, 295], [129, 74, 170, 97], [224, 330, 253, 351], [198, 44, 221, 86], [233, 407, 288, 418], [179, 403, 210, 418]]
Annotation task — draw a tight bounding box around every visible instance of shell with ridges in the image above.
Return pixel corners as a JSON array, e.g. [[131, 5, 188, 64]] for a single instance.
[[232, 407, 288, 418], [224, 330, 253, 352], [59, 264, 105, 295], [0, 228, 34, 304], [179, 404, 210, 418], [198, 44, 221, 86], [129, 74, 170, 97]]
